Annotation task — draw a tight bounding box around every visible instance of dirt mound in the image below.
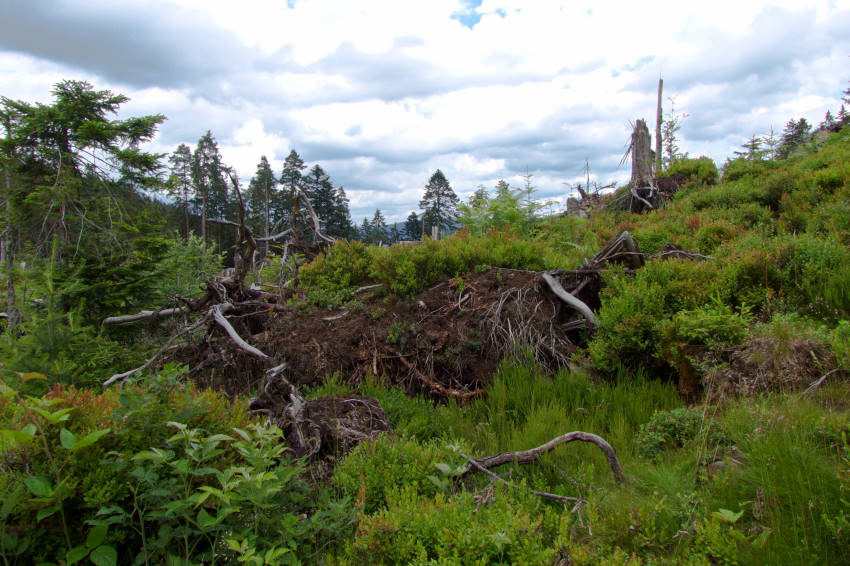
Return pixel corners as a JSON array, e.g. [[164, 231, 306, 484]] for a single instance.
[[700, 337, 843, 403], [255, 268, 579, 399]]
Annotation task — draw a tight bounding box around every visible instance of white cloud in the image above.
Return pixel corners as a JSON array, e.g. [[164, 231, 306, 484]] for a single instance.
[[2, 0, 849, 221]]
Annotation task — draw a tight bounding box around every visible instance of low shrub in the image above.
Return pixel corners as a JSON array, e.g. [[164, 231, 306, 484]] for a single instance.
[[332, 435, 465, 513], [331, 488, 559, 566], [0, 368, 353, 564], [635, 407, 730, 460], [665, 156, 719, 187]]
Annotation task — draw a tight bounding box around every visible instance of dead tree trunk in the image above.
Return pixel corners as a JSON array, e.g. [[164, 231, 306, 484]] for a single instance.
[[629, 119, 657, 213], [656, 78, 663, 175]]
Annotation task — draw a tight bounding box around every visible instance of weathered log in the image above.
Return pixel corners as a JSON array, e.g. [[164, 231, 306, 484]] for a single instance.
[[470, 431, 625, 483]]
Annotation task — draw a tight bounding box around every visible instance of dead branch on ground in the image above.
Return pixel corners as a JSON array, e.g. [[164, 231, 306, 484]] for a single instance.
[[467, 431, 625, 484]]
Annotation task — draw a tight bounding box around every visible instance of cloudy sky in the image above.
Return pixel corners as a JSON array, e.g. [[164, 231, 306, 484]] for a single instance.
[[2, 0, 849, 222]]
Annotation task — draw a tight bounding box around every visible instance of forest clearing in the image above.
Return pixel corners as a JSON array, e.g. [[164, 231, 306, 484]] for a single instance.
[[1, 75, 849, 566]]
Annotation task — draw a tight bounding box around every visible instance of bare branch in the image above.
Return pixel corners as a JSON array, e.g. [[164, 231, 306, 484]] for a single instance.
[[470, 431, 625, 483], [211, 304, 269, 359], [541, 272, 597, 329], [103, 317, 207, 387], [101, 307, 187, 326], [461, 453, 583, 506]]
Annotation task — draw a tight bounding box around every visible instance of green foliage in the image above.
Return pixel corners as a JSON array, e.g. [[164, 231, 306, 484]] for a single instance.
[[332, 435, 462, 513], [298, 240, 371, 306], [588, 260, 725, 374], [776, 233, 850, 320], [661, 299, 752, 353], [664, 156, 719, 187], [635, 407, 729, 460], [300, 229, 566, 303], [0, 368, 353, 564], [332, 488, 559, 565]]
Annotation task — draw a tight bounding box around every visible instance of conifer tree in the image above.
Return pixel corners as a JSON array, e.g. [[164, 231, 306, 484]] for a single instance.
[[278, 149, 306, 226], [419, 169, 459, 237], [168, 144, 193, 241], [192, 131, 229, 243], [404, 211, 422, 240], [246, 155, 277, 256], [839, 105, 849, 126], [368, 209, 388, 244], [733, 135, 767, 161], [326, 187, 354, 238], [778, 118, 811, 159], [0, 80, 165, 324], [303, 164, 335, 224]]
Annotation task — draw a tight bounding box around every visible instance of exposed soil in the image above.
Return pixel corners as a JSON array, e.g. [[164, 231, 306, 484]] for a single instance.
[[697, 337, 844, 403], [251, 268, 579, 399]]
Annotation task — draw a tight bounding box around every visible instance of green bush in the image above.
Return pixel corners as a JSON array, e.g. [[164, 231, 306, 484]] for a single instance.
[[666, 156, 719, 187], [332, 435, 463, 513], [299, 240, 371, 306], [331, 488, 559, 566], [589, 260, 725, 374], [635, 407, 729, 460], [722, 157, 770, 182], [0, 368, 353, 564], [777, 234, 850, 320]]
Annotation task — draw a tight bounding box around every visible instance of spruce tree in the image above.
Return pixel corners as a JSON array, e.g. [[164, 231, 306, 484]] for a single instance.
[[303, 164, 335, 226], [419, 169, 459, 237], [368, 209, 388, 244], [839, 105, 849, 126], [326, 187, 354, 238], [168, 144, 193, 241], [246, 155, 277, 255], [192, 131, 229, 243], [404, 211, 422, 240], [778, 118, 811, 158], [278, 149, 306, 226]]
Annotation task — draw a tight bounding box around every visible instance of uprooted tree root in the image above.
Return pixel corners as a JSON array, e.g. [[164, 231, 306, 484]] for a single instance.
[[248, 364, 391, 463], [103, 229, 708, 405]]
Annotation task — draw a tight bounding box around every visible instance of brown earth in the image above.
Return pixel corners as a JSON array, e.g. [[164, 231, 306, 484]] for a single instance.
[[186, 267, 583, 400]]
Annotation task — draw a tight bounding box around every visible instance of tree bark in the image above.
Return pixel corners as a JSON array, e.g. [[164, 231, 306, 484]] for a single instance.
[[656, 78, 663, 175]]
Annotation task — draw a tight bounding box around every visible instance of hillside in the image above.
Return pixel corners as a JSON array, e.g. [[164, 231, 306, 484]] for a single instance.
[[1, 101, 849, 564]]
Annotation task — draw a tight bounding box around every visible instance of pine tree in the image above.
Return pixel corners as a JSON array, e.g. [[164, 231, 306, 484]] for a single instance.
[[662, 96, 689, 170], [733, 135, 766, 161], [246, 156, 277, 256], [360, 216, 371, 241], [469, 186, 490, 208], [278, 149, 306, 227], [520, 169, 538, 219], [839, 105, 849, 126], [419, 169, 459, 237], [821, 110, 836, 131], [778, 118, 811, 159], [303, 164, 335, 227], [368, 209, 388, 244], [192, 131, 229, 243], [326, 187, 354, 238], [167, 144, 193, 241], [404, 211, 422, 240], [1, 80, 165, 324]]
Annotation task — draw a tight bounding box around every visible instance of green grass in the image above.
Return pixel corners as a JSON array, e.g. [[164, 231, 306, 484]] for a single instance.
[[330, 359, 850, 565]]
